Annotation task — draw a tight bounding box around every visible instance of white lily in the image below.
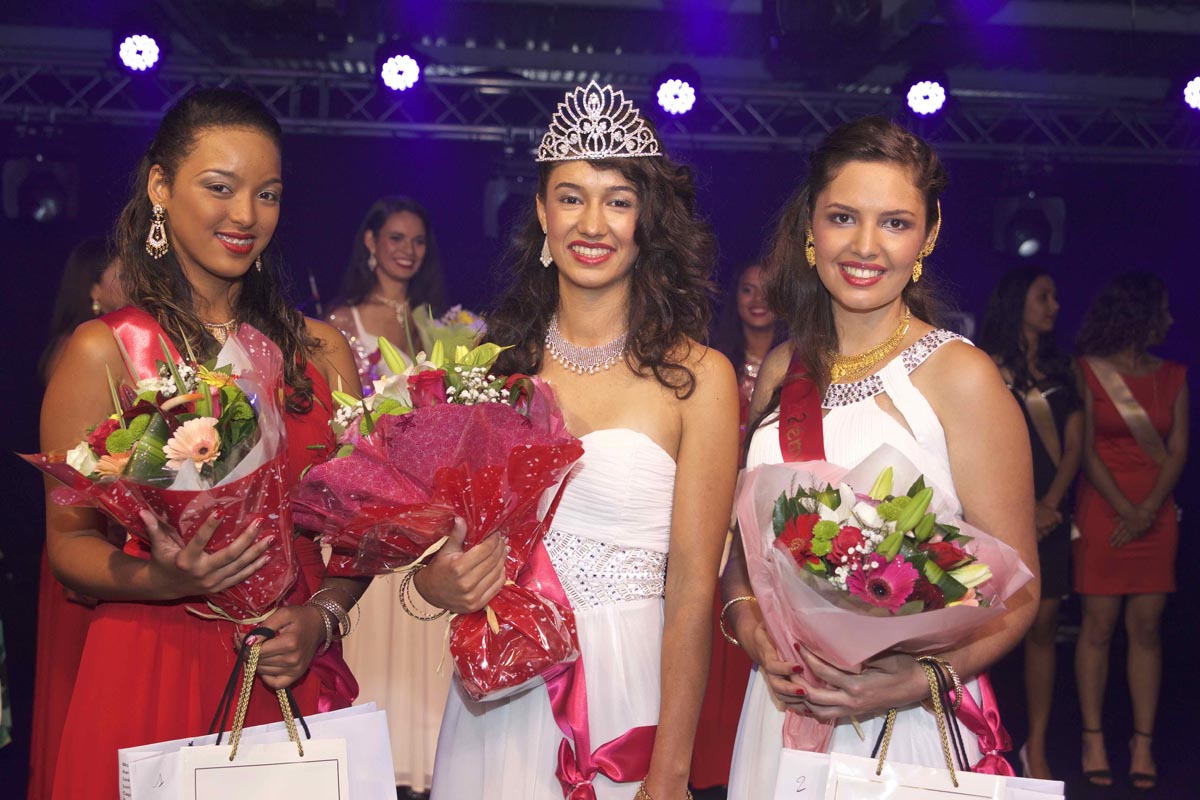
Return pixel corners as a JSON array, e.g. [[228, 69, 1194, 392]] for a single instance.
[[851, 501, 885, 530], [66, 441, 99, 476]]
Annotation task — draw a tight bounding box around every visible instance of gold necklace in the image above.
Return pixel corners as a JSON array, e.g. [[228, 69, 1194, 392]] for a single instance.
[[829, 308, 911, 384], [201, 318, 238, 345], [371, 293, 409, 326]]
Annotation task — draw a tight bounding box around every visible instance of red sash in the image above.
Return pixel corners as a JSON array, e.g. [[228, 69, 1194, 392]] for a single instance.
[[778, 355, 825, 462], [102, 306, 182, 382]]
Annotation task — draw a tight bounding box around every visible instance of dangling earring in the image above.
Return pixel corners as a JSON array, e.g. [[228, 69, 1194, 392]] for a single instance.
[[540, 235, 553, 268], [367, 251, 377, 271], [255, 255, 263, 273], [804, 227, 817, 268], [145, 204, 169, 259], [911, 200, 942, 284], [92, 298, 102, 316]]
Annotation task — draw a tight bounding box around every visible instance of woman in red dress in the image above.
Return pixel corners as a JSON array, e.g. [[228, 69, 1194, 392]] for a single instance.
[[41, 88, 367, 799], [1073, 272, 1187, 792]]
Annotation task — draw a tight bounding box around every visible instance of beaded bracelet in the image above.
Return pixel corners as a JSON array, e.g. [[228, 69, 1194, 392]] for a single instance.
[[399, 566, 448, 621], [634, 781, 693, 800], [307, 596, 351, 640], [718, 595, 757, 648], [308, 603, 335, 656]]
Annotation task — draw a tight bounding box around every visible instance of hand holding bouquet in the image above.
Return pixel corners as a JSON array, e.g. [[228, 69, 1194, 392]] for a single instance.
[[293, 336, 584, 700], [24, 320, 298, 621]]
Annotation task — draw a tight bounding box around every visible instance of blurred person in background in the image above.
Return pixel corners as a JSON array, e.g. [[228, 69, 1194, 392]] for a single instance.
[[37, 237, 125, 383]]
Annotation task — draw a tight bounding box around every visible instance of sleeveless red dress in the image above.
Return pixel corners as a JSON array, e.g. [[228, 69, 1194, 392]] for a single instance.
[[1073, 359, 1185, 595], [49, 356, 355, 799]]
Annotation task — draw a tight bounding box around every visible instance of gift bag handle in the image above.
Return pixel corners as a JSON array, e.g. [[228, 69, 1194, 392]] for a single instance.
[[869, 657, 967, 787], [207, 626, 311, 760]]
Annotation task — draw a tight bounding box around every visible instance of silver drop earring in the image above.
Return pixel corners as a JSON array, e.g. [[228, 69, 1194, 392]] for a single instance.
[[540, 236, 553, 268], [368, 252, 378, 271], [255, 255, 263, 273]]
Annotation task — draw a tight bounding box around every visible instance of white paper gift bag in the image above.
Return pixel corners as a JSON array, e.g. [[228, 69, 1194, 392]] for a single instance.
[[178, 739, 350, 800]]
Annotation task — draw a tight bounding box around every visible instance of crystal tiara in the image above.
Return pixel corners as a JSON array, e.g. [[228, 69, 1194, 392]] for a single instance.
[[536, 81, 662, 163]]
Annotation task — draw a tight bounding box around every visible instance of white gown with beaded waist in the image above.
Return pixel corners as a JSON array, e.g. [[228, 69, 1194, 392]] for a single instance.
[[726, 330, 984, 799], [431, 427, 677, 800]]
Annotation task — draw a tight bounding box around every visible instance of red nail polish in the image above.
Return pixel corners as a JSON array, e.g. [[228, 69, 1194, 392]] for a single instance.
[[795, 687, 806, 696], [792, 665, 803, 674]]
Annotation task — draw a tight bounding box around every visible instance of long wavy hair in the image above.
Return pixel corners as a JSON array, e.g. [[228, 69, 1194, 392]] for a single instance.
[[485, 149, 718, 398], [1076, 271, 1169, 357], [762, 116, 947, 390], [332, 196, 445, 312], [978, 265, 1074, 394], [39, 237, 115, 382], [114, 87, 319, 412], [713, 261, 788, 380]]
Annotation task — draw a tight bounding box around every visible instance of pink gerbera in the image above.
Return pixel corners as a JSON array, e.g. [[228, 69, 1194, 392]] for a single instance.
[[847, 554, 919, 614], [163, 417, 221, 470]]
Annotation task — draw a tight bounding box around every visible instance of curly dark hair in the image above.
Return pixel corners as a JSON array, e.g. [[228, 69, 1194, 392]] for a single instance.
[[485, 147, 718, 398], [713, 261, 788, 380], [1076, 271, 1169, 357], [114, 87, 319, 412], [762, 115, 947, 388], [39, 236, 116, 383], [332, 196, 445, 313], [978, 265, 1075, 394]]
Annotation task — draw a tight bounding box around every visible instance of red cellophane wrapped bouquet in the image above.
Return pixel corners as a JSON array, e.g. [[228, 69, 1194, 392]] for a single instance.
[[24, 321, 299, 621], [737, 443, 1033, 752], [291, 337, 585, 700]]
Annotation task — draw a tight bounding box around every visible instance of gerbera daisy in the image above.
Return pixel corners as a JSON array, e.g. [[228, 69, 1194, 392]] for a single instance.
[[163, 417, 221, 471], [847, 554, 919, 614]]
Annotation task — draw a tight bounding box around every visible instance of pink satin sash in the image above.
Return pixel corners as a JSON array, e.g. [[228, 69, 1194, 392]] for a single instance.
[[952, 672, 1015, 776], [521, 541, 657, 798], [102, 306, 182, 381]]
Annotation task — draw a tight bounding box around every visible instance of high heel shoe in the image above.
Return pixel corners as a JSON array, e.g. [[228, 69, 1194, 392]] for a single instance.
[[1128, 730, 1157, 792], [1081, 728, 1113, 787]]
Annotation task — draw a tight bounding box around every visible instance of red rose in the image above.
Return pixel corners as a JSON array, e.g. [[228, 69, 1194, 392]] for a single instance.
[[86, 418, 120, 457], [829, 525, 866, 566], [909, 578, 946, 611], [408, 370, 448, 407], [919, 541, 970, 571], [776, 513, 821, 567]]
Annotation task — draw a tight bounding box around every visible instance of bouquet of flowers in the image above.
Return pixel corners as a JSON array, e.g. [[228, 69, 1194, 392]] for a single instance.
[[411, 304, 487, 355], [24, 323, 298, 621], [737, 443, 1033, 750], [292, 337, 584, 701]]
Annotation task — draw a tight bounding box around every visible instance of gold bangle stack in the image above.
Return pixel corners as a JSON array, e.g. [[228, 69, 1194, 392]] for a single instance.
[[634, 781, 693, 800], [718, 595, 757, 648], [399, 565, 449, 621], [305, 587, 355, 654]]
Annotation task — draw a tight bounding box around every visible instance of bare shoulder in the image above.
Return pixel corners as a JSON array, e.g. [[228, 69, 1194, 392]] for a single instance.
[[678, 338, 736, 384], [61, 318, 123, 367], [303, 317, 357, 389], [304, 316, 351, 351], [916, 339, 1010, 414], [758, 341, 794, 396]]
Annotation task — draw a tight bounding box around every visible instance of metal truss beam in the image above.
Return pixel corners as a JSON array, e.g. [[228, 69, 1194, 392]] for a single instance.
[[2, 57, 1197, 165]]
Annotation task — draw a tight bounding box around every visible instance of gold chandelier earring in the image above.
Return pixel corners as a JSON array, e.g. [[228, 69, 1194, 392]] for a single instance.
[[145, 204, 169, 259], [911, 200, 943, 283], [804, 227, 817, 268]]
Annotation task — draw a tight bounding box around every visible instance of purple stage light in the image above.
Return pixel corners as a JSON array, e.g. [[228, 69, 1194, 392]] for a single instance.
[[656, 79, 696, 115], [118, 34, 160, 72], [1185, 77, 1200, 111], [906, 80, 946, 116], [381, 54, 420, 91]]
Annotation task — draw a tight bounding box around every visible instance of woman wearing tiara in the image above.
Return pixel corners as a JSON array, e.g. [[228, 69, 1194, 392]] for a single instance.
[[720, 117, 1038, 797], [418, 82, 739, 800]]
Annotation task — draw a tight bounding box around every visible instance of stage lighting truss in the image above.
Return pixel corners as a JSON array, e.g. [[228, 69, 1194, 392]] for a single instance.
[[2, 58, 1198, 165], [117, 34, 161, 72], [380, 53, 420, 92], [1185, 76, 1200, 111]]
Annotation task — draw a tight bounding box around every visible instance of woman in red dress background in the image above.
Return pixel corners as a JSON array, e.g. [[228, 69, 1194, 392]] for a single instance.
[[1073, 272, 1187, 792], [40, 88, 368, 799]]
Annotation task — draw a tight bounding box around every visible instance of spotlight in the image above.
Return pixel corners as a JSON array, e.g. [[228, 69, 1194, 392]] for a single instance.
[[993, 195, 1065, 259], [1185, 76, 1200, 111], [117, 34, 161, 72], [906, 80, 946, 116], [2, 158, 79, 224], [380, 53, 420, 91], [653, 64, 702, 116]]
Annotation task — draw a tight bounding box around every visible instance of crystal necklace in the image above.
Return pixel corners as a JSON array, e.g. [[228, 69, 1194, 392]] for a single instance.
[[201, 318, 238, 345], [829, 308, 912, 384], [371, 293, 409, 326], [545, 314, 627, 375]]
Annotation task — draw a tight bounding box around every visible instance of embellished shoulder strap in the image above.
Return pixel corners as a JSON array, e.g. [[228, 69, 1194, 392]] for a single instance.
[[823, 329, 964, 409], [101, 306, 182, 382], [899, 329, 965, 375], [778, 355, 826, 463]]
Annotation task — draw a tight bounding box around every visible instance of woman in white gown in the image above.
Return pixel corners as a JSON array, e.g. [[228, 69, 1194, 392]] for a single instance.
[[720, 117, 1041, 798], [413, 82, 739, 800]]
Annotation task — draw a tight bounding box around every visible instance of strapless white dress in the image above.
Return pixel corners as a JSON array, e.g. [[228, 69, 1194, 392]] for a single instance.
[[431, 428, 677, 800], [727, 330, 984, 799]]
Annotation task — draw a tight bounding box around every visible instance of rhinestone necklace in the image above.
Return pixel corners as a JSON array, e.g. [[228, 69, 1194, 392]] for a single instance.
[[371, 293, 409, 327], [201, 318, 238, 345], [545, 314, 627, 375], [829, 308, 911, 384]]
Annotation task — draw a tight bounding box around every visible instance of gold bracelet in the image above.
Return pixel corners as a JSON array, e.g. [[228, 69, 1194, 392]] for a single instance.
[[307, 596, 350, 639], [718, 595, 757, 648], [927, 656, 964, 710], [310, 585, 361, 635], [634, 781, 693, 800], [308, 602, 334, 655], [399, 566, 448, 621]]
